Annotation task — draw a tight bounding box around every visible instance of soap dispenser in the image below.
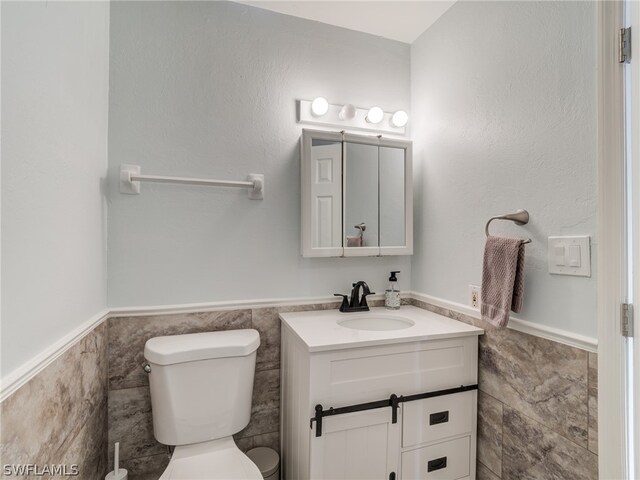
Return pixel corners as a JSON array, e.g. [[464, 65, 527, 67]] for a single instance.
[[385, 271, 401, 310]]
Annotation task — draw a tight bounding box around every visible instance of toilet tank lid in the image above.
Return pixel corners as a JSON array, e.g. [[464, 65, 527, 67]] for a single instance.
[[144, 329, 260, 365]]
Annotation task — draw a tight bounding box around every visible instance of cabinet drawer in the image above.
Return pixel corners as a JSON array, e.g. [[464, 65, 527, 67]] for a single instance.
[[402, 391, 474, 447], [401, 436, 470, 480], [311, 337, 478, 406]]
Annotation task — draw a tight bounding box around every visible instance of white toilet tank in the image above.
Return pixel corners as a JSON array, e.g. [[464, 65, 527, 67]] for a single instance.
[[144, 329, 260, 446]]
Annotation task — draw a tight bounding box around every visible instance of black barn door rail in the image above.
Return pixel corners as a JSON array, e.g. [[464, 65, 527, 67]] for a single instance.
[[310, 384, 478, 437]]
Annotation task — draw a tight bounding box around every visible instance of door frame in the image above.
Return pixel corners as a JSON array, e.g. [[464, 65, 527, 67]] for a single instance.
[[597, 1, 633, 478], [628, 0, 640, 473]]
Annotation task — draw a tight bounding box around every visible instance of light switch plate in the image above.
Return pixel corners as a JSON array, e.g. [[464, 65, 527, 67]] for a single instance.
[[554, 245, 565, 266], [547, 236, 591, 277]]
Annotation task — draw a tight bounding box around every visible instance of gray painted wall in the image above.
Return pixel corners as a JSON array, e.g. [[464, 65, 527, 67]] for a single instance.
[[1, 0, 599, 386], [410, 1, 597, 337], [1, 1, 110, 377], [107, 1, 411, 307]]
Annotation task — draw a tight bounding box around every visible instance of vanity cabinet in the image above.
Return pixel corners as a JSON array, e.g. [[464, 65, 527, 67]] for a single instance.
[[300, 129, 413, 257], [310, 408, 400, 479], [280, 307, 482, 480]]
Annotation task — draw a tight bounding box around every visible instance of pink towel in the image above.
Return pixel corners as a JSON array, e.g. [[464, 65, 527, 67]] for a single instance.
[[481, 236, 526, 328]]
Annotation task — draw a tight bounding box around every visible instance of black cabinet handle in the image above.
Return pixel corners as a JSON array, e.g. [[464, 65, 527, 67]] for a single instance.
[[427, 456, 447, 472], [429, 410, 449, 425], [389, 472, 396, 480]]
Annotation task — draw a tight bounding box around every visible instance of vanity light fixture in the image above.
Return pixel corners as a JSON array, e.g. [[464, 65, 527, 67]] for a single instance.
[[311, 97, 329, 117], [366, 106, 384, 124], [298, 99, 407, 135], [391, 110, 409, 128], [339, 104, 357, 120]]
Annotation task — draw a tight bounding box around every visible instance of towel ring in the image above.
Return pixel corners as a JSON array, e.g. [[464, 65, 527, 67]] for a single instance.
[[485, 209, 532, 244]]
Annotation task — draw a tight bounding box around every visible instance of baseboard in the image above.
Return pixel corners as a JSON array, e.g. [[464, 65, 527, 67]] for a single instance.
[[409, 291, 598, 353], [0, 290, 596, 402], [0, 309, 110, 403]]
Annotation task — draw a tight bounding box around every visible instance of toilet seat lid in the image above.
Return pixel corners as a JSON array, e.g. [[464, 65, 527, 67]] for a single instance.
[[160, 445, 262, 479]]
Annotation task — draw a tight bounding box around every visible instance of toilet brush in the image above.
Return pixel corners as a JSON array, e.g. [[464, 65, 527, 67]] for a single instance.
[[105, 442, 128, 480]]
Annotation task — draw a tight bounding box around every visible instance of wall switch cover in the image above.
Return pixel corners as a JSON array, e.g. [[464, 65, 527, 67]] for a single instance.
[[547, 236, 591, 277], [554, 245, 565, 266], [567, 245, 581, 267]]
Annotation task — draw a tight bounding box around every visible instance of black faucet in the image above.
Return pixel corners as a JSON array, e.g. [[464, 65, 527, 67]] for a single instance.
[[334, 281, 375, 312]]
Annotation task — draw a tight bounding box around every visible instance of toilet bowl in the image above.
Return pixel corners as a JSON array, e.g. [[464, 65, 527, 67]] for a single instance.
[[159, 438, 261, 480], [144, 330, 262, 479]]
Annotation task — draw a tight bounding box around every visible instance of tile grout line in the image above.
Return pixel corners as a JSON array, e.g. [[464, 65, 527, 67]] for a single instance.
[[587, 352, 598, 455], [502, 401, 596, 456], [478, 461, 500, 480], [477, 389, 504, 478], [500, 397, 504, 479], [586, 352, 591, 454]]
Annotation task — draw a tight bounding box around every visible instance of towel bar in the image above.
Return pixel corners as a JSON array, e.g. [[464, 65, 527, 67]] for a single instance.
[[485, 209, 532, 244], [119, 164, 264, 199]]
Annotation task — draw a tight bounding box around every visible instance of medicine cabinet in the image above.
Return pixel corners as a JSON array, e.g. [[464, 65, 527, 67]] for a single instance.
[[301, 129, 413, 257]]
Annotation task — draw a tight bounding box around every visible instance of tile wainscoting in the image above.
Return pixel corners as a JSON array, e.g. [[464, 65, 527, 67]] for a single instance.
[[0, 296, 598, 480], [410, 299, 599, 480], [0, 323, 108, 479], [106, 302, 351, 479]]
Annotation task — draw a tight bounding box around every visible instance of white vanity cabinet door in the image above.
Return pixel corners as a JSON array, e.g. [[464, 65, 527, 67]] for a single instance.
[[309, 408, 400, 480]]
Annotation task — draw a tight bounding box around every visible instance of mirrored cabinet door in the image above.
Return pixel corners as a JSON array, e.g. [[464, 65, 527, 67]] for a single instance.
[[301, 129, 412, 257], [344, 141, 380, 256], [301, 131, 344, 257], [379, 145, 412, 255]]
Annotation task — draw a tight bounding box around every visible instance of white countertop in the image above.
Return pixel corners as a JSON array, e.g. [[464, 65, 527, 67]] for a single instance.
[[279, 305, 484, 352]]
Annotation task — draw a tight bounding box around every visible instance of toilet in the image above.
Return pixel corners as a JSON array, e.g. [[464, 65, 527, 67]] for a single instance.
[[144, 329, 263, 479]]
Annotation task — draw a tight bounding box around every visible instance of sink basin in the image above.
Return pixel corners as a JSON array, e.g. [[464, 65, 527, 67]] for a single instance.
[[337, 315, 415, 331]]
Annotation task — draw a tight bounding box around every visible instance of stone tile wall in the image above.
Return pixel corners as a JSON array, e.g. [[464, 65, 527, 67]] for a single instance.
[[108, 297, 598, 480], [106, 302, 344, 479], [0, 297, 599, 480], [0, 323, 108, 479], [410, 298, 599, 480]]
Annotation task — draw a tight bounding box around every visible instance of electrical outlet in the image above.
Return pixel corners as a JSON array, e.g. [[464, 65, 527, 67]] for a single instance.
[[469, 285, 481, 308]]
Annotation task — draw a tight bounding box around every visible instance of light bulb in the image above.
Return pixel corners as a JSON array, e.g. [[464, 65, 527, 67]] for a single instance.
[[391, 110, 408, 128], [339, 104, 356, 120], [311, 97, 329, 117], [366, 106, 384, 124]]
